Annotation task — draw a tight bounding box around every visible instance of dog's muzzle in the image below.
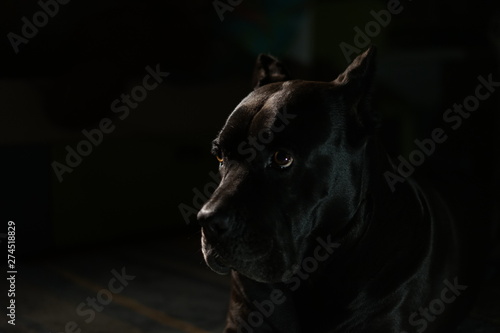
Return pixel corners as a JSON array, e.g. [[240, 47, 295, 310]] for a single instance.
[[201, 228, 231, 275]]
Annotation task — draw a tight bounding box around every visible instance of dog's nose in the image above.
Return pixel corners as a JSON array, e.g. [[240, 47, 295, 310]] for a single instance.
[[197, 208, 230, 239]]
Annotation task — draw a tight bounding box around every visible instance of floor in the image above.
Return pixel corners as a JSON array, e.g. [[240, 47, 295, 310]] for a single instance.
[[2, 230, 500, 333], [2, 231, 230, 333]]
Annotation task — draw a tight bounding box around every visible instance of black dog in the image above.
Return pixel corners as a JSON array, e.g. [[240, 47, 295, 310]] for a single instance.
[[197, 47, 473, 332]]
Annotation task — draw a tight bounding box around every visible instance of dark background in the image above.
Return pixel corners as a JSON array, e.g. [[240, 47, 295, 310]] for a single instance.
[[0, 0, 499, 332]]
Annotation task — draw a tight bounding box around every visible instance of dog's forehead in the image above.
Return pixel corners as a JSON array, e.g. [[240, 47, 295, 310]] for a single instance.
[[214, 80, 342, 154], [216, 82, 293, 147]]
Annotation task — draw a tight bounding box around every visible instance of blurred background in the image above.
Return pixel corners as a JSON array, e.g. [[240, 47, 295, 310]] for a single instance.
[[0, 0, 499, 332]]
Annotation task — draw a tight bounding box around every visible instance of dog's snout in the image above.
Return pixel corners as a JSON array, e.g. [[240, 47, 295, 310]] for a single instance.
[[197, 208, 231, 239]]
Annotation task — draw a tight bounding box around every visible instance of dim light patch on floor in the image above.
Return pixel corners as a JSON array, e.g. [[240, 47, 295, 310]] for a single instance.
[[53, 266, 210, 333]]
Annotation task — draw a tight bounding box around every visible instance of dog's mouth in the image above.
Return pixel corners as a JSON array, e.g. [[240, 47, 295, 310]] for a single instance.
[[203, 245, 231, 275], [206, 253, 231, 275], [201, 229, 274, 277], [201, 230, 231, 275]]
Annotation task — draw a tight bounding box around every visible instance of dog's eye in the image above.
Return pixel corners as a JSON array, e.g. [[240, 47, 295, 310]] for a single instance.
[[273, 150, 293, 169], [216, 154, 224, 164]]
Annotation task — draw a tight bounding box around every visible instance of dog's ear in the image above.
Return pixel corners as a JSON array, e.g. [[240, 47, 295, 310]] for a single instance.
[[252, 54, 291, 89], [333, 46, 376, 99], [333, 46, 379, 130]]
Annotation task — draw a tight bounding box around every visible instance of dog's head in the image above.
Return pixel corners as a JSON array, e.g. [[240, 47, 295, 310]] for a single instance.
[[198, 47, 378, 283]]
